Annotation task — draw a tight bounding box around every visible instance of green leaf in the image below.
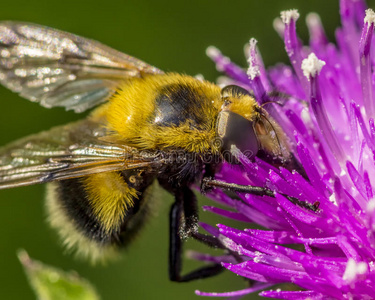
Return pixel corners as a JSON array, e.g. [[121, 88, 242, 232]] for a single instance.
[[18, 250, 100, 300]]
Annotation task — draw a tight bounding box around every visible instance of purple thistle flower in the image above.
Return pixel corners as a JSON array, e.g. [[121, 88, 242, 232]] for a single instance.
[[195, 0, 375, 299]]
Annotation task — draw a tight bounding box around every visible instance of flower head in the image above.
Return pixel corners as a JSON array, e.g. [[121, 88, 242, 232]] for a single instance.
[[196, 0, 375, 298]]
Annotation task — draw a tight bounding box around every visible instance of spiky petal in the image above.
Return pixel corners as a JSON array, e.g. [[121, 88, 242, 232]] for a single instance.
[[197, 0, 375, 298]]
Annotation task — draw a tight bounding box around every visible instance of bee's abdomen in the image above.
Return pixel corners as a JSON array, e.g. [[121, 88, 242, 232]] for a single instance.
[[46, 170, 155, 263]]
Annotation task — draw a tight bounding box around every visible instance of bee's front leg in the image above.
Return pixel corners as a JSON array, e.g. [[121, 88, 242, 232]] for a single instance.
[[169, 186, 223, 282]]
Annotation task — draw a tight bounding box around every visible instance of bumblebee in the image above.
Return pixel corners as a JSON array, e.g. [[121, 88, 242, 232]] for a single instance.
[[0, 22, 312, 282]]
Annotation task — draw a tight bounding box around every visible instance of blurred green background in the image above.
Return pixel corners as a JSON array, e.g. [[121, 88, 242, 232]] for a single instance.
[[0, 0, 372, 299]]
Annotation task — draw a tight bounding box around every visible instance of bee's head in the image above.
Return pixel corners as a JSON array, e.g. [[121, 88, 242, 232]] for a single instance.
[[215, 85, 261, 164]]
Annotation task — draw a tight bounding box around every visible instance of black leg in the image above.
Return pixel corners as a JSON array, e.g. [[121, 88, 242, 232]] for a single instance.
[[169, 187, 224, 282], [182, 188, 199, 239], [172, 264, 224, 283], [200, 163, 218, 193], [169, 198, 183, 282], [202, 178, 320, 212]]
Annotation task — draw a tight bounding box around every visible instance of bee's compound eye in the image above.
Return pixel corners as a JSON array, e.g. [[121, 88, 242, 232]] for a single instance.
[[221, 85, 252, 99], [216, 111, 259, 164]]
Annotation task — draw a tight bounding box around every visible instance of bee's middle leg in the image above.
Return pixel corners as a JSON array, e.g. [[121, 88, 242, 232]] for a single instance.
[[169, 187, 223, 282]]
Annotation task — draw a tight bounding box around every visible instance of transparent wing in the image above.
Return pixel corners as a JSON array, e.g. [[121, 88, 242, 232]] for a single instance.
[[254, 111, 306, 175], [0, 21, 163, 112], [254, 112, 290, 159], [0, 120, 160, 189]]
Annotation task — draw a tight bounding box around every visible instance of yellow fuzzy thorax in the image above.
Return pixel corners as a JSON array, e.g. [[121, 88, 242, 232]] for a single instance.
[[224, 95, 260, 121], [92, 73, 223, 154]]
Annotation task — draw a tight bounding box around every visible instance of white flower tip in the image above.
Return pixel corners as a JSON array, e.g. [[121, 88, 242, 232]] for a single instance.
[[343, 259, 357, 282], [218, 234, 236, 251], [194, 73, 204, 81], [243, 39, 256, 60], [273, 18, 285, 36], [301, 53, 326, 79], [206, 46, 221, 58], [243, 43, 250, 59], [216, 76, 232, 88], [280, 9, 300, 24], [357, 262, 368, 274], [343, 258, 368, 283], [247, 38, 260, 80], [329, 193, 338, 205], [185, 250, 198, 260], [306, 12, 321, 27], [367, 199, 375, 212], [249, 38, 257, 47], [365, 8, 375, 25], [230, 145, 240, 158], [247, 65, 260, 80], [272, 18, 285, 36]]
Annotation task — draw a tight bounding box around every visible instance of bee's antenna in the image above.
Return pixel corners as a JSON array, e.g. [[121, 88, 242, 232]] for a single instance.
[[261, 90, 308, 108], [202, 178, 320, 212]]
